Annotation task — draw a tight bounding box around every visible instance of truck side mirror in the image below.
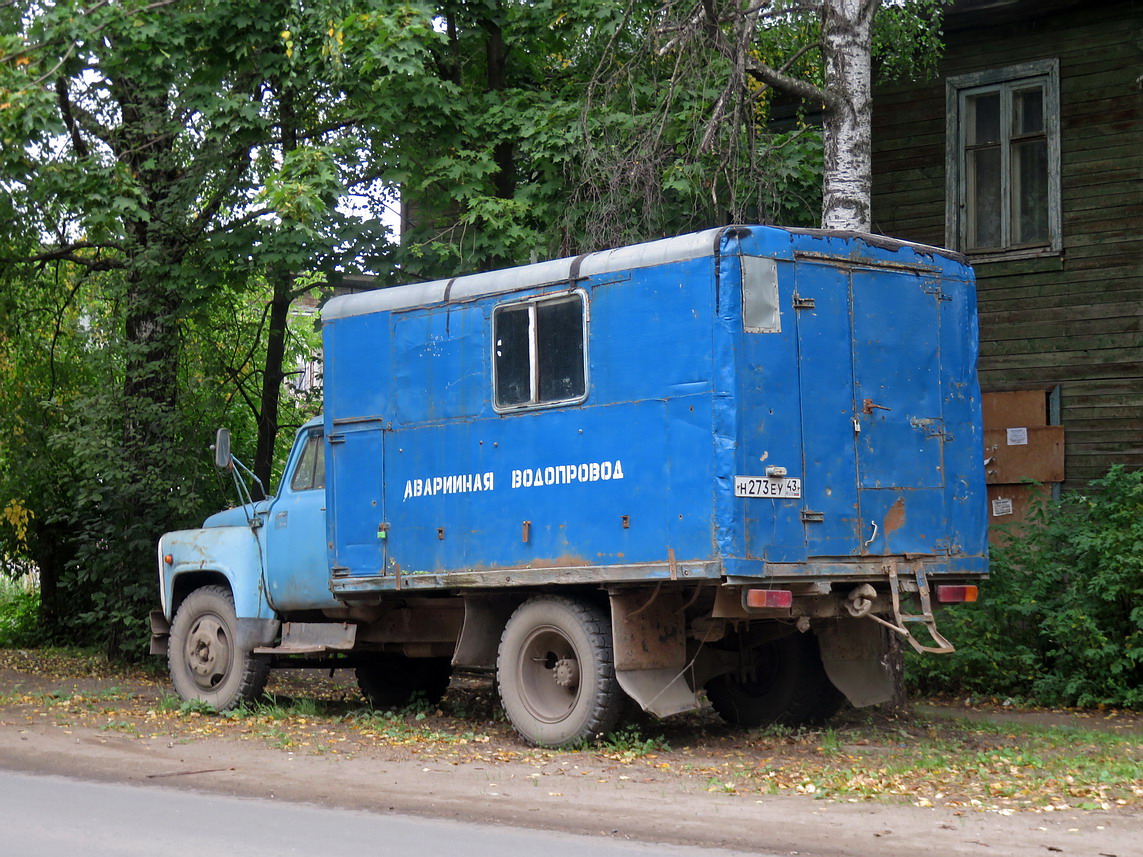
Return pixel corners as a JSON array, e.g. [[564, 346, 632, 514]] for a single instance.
[[212, 428, 232, 471]]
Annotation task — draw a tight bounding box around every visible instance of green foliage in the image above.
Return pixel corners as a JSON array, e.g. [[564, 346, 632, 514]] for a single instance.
[[873, 0, 950, 83], [909, 467, 1143, 708], [0, 575, 43, 647], [178, 698, 219, 716], [0, 0, 951, 659], [598, 726, 671, 759]]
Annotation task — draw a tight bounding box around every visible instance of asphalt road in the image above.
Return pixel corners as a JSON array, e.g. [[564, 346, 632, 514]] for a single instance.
[[0, 769, 776, 857]]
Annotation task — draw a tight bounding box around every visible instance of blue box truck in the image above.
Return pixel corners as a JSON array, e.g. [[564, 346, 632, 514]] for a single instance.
[[152, 225, 988, 746]]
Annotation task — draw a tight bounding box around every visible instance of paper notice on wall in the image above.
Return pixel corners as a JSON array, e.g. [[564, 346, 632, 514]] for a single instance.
[[1006, 427, 1029, 446], [991, 497, 1014, 517]]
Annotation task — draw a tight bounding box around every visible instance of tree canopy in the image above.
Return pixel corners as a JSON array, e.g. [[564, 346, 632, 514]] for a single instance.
[[0, 0, 948, 654]]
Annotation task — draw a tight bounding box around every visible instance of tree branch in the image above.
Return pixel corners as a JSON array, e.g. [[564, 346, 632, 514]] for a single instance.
[[689, 0, 835, 109], [0, 242, 126, 269], [744, 55, 835, 107], [55, 77, 90, 158]]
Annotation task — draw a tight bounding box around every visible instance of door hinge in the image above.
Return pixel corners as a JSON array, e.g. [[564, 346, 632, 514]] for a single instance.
[[328, 434, 346, 444], [792, 294, 816, 309], [801, 509, 825, 523], [922, 282, 952, 301]]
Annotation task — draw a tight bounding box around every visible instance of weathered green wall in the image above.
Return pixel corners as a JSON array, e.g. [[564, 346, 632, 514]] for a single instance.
[[871, 0, 1143, 488]]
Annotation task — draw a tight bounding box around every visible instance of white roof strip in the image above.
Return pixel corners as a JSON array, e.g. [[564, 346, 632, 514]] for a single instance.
[[321, 227, 727, 321]]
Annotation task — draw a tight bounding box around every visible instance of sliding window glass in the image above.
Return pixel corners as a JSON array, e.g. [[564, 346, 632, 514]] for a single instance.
[[493, 293, 587, 411]]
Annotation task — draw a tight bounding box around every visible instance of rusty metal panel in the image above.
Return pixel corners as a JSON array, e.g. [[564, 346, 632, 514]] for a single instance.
[[256, 621, 356, 654], [609, 589, 686, 672]]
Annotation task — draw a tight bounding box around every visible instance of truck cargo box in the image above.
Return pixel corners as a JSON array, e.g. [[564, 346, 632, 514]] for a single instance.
[[320, 225, 987, 594]]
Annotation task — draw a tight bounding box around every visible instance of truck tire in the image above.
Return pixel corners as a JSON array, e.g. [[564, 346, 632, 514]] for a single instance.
[[497, 596, 623, 747], [168, 585, 269, 711], [705, 632, 845, 729], [355, 655, 452, 709]]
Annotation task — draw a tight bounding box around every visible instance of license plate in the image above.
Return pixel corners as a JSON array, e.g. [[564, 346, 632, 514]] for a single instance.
[[734, 476, 802, 499]]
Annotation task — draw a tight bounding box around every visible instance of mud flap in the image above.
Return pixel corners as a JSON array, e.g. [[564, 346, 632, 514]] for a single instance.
[[815, 618, 893, 708], [149, 609, 171, 656], [615, 668, 698, 717], [609, 589, 700, 718]]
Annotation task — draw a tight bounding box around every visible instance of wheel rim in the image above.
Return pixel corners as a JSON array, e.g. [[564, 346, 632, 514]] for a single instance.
[[515, 625, 582, 724], [184, 612, 232, 693]]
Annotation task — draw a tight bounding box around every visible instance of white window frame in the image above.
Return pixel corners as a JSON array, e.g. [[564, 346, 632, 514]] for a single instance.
[[491, 289, 589, 413], [945, 60, 1061, 260]]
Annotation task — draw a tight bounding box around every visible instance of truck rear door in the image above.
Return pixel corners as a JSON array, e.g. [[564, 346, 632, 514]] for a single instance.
[[794, 260, 949, 557]]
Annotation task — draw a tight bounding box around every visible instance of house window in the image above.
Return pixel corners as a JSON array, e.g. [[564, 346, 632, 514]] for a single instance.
[[946, 60, 1060, 257], [493, 292, 587, 410]]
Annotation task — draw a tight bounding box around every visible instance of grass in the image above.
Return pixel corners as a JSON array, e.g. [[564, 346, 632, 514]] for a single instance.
[[2, 646, 1141, 812], [729, 717, 1143, 810]]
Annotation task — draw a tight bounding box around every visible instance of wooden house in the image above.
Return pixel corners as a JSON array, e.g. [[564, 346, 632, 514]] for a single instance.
[[870, 0, 1142, 520]]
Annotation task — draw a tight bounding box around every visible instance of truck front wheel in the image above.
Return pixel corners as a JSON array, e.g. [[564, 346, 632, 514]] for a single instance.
[[705, 632, 844, 728], [168, 585, 270, 711], [497, 596, 622, 747]]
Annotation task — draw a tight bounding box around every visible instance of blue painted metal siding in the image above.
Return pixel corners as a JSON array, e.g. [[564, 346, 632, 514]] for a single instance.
[[325, 259, 721, 578], [723, 228, 987, 574], [321, 225, 988, 587], [158, 526, 275, 620]]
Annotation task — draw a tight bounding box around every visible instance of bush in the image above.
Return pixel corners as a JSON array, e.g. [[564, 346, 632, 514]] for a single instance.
[[0, 575, 44, 647], [908, 466, 1143, 708]]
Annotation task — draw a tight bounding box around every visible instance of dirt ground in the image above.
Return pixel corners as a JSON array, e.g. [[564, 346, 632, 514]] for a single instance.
[[1, 651, 1141, 857]]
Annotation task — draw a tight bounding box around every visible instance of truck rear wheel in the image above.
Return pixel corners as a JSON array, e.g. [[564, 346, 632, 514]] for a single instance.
[[355, 655, 452, 709], [705, 632, 844, 728], [497, 596, 622, 747], [168, 585, 269, 711]]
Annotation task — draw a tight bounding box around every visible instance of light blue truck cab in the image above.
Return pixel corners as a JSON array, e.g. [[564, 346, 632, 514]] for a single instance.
[[154, 225, 987, 746]]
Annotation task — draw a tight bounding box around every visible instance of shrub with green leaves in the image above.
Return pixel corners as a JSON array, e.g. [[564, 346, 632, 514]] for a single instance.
[[909, 466, 1143, 708], [0, 575, 43, 647]]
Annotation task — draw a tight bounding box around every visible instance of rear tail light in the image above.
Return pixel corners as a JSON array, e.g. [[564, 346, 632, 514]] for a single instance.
[[746, 588, 793, 609], [937, 585, 978, 603]]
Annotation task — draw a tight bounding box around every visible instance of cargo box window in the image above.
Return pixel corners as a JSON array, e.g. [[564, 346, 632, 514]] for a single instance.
[[493, 293, 586, 410], [742, 256, 780, 333]]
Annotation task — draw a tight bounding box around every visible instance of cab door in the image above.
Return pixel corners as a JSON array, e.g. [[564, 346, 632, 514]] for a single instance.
[[263, 428, 338, 611]]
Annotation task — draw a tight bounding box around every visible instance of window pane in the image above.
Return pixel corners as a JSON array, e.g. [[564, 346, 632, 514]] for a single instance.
[[742, 256, 780, 333], [494, 306, 531, 407], [1013, 87, 1044, 136], [967, 146, 1002, 249], [967, 92, 1001, 145], [312, 438, 325, 489], [290, 435, 322, 491], [536, 297, 585, 402], [952, 64, 1057, 255], [1012, 138, 1049, 244]]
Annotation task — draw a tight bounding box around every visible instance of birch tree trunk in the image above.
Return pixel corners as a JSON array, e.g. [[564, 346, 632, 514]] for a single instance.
[[820, 0, 877, 232], [692, 0, 882, 233]]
